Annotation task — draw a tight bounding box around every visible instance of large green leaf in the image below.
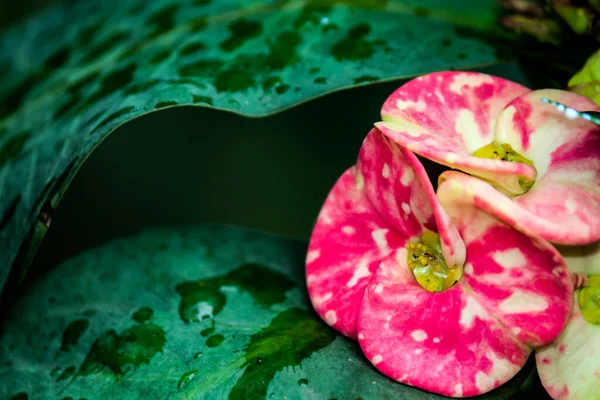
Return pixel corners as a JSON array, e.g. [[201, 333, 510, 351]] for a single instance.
[[0, 225, 538, 399], [0, 0, 511, 291]]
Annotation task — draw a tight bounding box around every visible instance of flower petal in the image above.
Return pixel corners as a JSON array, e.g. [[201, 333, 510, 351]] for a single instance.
[[494, 89, 600, 244], [514, 181, 600, 244], [306, 167, 408, 339], [536, 241, 600, 400], [456, 228, 572, 349], [536, 299, 600, 400], [357, 129, 465, 268], [437, 175, 573, 346], [358, 250, 528, 398], [358, 177, 572, 397], [376, 71, 533, 195], [356, 129, 429, 237], [306, 128, 464, 339], [438, 168, 600, 246]]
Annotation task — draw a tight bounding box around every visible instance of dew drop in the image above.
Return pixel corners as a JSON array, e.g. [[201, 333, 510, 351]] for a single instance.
[[178, 369, 199, 390]]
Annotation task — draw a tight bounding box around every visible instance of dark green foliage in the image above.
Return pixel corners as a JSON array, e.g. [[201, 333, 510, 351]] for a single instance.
[[0, 226, 538, 399], [0, 0, 517, 292]]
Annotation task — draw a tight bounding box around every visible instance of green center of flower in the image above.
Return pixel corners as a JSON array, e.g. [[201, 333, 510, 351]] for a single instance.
[[406, 231, 461, 293], [472, 142, 536, 193], [579, 275, 600, 325]]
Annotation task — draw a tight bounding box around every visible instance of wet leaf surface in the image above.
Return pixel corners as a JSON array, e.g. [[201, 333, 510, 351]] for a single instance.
[[0, 225, 536, 399], [0, 0, 511, 288]]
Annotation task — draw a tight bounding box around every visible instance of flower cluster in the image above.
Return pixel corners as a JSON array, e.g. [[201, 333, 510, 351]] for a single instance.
[[305, 71, 600, 398]]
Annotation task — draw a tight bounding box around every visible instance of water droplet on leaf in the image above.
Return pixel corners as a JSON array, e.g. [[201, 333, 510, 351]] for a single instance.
[[178, 369, 199, 390]]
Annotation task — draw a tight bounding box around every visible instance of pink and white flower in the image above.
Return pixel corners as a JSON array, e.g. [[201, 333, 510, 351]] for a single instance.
[[376, 71, 600, 245], [306, 127, 573, 397], [306, 71, 600, 398]]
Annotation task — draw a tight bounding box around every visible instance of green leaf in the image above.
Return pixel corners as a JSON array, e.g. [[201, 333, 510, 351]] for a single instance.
[[0, 0, 511, 290], [0, 225, 537, 399]]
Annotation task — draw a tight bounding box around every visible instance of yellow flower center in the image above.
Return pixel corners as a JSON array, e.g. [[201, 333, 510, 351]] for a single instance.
[[406, 231, 461, 293], [579, 275, 600, 325], [472, 142, 536, 193]]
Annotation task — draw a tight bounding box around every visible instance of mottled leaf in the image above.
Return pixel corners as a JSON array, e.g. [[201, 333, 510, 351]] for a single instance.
[[0, 225, 536, 399], [0, 0, 513, 289]]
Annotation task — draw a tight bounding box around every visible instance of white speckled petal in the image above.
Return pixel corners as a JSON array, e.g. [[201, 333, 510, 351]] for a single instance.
[[536, 298, 600, 400], [357, 129, 465, 269], [495, 89, 600, 245], [537, 241, 600, 400], [377, 71, 533, 196], [438, 169, 600, 246], [357, 176, 572, 397]]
